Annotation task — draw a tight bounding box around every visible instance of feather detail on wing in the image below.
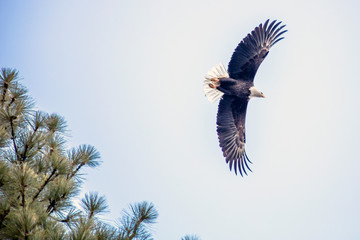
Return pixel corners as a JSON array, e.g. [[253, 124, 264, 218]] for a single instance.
[[216, 95, 252, 176], [228, 19, 287, 81], [204, 63, 228, 103]]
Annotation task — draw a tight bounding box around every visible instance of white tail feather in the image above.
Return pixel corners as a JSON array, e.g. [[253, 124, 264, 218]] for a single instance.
[[203, 63, 229, 103]]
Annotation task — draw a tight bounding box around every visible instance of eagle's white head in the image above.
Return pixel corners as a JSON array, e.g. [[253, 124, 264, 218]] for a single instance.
[[249, 86, 265, 98]]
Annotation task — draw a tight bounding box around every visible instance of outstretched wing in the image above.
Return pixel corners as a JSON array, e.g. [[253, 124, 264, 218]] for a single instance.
[[217, 95, 252, 176], [228, 19, 287, 81]]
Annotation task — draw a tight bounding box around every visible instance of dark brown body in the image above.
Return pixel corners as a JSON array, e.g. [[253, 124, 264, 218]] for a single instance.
[[217, 77, 253, 99]]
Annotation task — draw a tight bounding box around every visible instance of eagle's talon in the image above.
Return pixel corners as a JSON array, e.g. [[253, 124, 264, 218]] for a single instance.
[[210, 78, 220, 88]]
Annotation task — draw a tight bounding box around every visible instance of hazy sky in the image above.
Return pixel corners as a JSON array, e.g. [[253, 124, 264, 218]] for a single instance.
[[1, 0, 360, 239]]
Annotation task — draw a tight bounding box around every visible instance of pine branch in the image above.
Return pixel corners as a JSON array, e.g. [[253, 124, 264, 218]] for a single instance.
[[118, 202, 158, 240], [0, 84, 8, 107], [128, 219, 142, 240], [9, 117, 20, 162], [21, 143, 29, 161], [80, 192, 108, 220], [0, 76, 9, 107], [47, 200, 56, 214], [68, 163, 85, 180], [20, 130, 36, 162], [20, 182, 25, 207], [47, 190, 71, 215], [32, 169, 57, 203], [7, 97, 16, 108], [0, 209, 10, 230]]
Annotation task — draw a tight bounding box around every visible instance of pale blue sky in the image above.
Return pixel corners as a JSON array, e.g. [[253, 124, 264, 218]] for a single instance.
[[1, 0, 360, 239]]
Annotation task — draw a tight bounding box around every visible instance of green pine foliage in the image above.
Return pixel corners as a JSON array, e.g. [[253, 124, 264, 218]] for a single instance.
[[0, 68, 197, 239], [181, 235, 200, 240]]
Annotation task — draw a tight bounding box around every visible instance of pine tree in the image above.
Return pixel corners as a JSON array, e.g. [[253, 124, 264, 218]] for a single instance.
[[0, 68, 196, 239], [0, 68, 106, 239]]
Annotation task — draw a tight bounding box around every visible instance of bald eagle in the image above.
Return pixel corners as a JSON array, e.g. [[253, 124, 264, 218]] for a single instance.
[[204, 19, 287, 176]]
